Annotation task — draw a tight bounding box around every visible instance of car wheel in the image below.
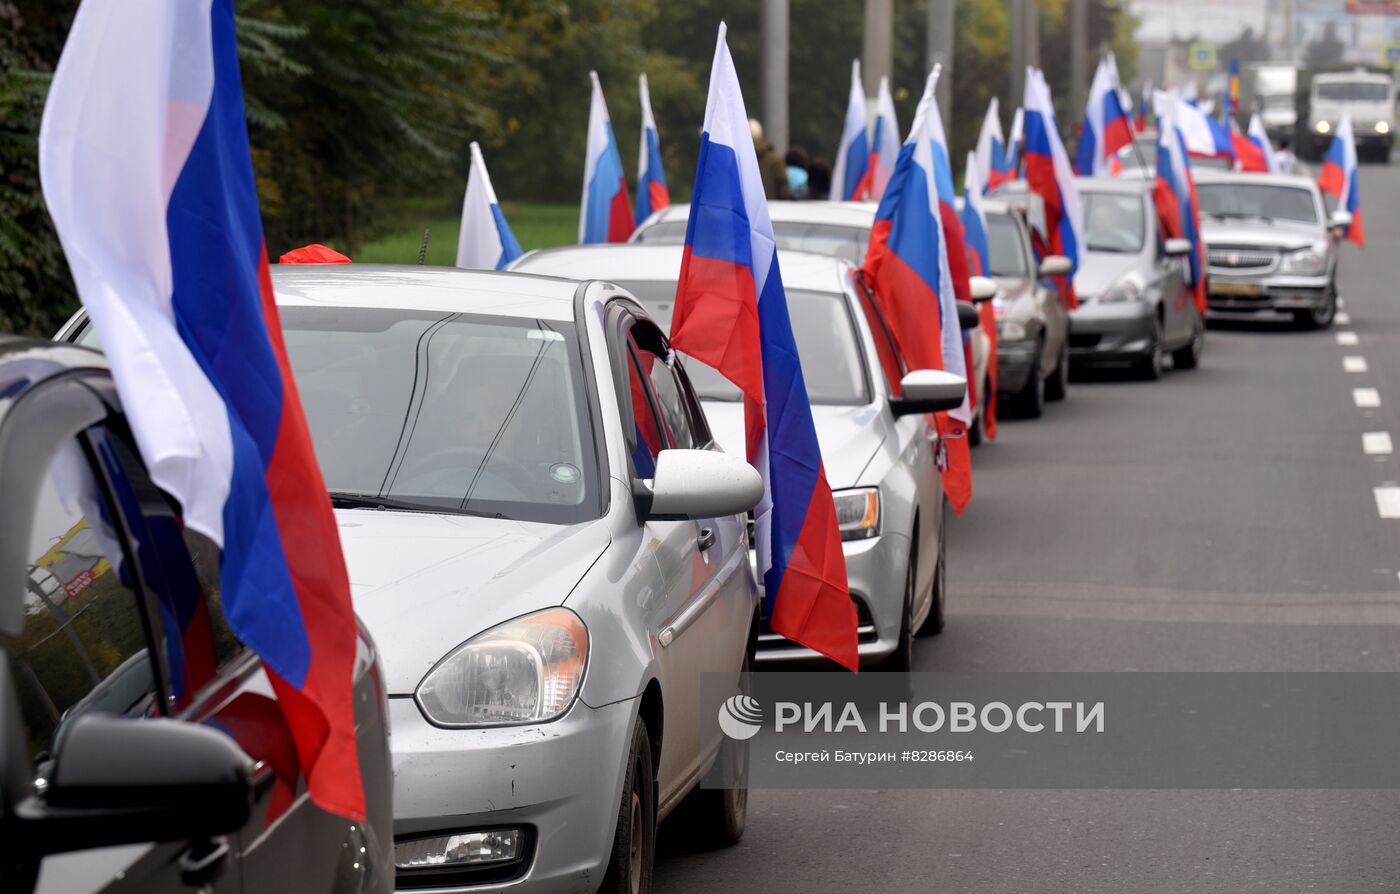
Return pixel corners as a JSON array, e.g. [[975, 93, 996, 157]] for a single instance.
[[1171, 312, 1205, 369], [1133, 317, 1164, 381], [875, 542, 917, 671], [1294, 284, 1337, 330], [678, 652, 750, 848], [1044, 340, 1069, 402], [602, 717, 656, 894], [915, 500, 947, 638], [1012, 343, 1045, 418]]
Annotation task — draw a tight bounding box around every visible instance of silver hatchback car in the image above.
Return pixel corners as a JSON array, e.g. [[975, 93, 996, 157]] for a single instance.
[[511, 246, 968, 671], [62, 266, 764, 894]]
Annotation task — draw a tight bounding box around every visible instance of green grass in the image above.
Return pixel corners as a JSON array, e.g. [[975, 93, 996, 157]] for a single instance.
[[355, 202, 577, 266]]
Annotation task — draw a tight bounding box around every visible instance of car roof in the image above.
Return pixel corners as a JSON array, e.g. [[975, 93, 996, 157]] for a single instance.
[[270, 264, 582, 322], [1073, 176, 1152, 195], [1191, 171, 1319, 190], [644, 200, 878, 230], [511, 243, 853, 295]]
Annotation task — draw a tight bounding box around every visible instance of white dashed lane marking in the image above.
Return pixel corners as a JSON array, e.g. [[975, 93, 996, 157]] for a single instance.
[[1338, 331, 1360, 346], [1345, 356, 1369, 373], [1336, 311, 1352, 325], [1364, 432, 1393, 455], [1375, 488, 1400, 519], [1354, 388, 1382, 408]]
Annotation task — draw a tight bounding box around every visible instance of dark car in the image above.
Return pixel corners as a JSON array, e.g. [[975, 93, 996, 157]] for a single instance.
[[0, 339, 393, 894]]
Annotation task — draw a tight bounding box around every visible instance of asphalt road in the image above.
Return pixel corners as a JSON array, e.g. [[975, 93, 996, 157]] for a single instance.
[[654, 162, 1400, 893]]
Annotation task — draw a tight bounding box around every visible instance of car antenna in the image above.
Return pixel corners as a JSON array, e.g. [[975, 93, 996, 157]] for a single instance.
[[417, 228, 430, 265]]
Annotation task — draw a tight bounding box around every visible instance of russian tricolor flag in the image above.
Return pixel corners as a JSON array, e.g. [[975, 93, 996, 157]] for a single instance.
[[831, 59, 871, 202], [456, 141, 523, 270], [580, 71, 633, 243], [39, 0, 364, 820], [1158, 89, 1235, 162], [977, 97, 1007, 193], [1002, 106, 1025, 186], [925, 65, 973, 304], [1318, 113, 1364, 248], [866, 76, 901, 200], [1231, 119, 1269, 173], [1154, 106, 1208, 314], [1247, 113, 1279, 173], [1023, 67, 1083, 309], [636, 72, 671, 225], [670, 24, 856, 670], [862, 68, 974, 514], [1074, 54, 1134, 176], [961, 149, 997, 441], [1135, 82, 1153, 132]]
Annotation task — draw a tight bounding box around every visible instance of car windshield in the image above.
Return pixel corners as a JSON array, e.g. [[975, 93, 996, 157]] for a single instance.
[[1081, 191, 1146, 253], [1316, 81, 1389, 102], [617, 281, 869, 405], [987, 213, 1029, 277], [279, 307, 598, 523], [1118, 137, 1157, 168], [1261, 95, 1294, 110], [637, 218, 870, 264], [1197, 183, 1319, 224]]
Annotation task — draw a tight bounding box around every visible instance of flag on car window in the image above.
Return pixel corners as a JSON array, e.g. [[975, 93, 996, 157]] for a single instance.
[[1246, 114, 1279, 173], [670, 23, 856, 670], [924, 65, 973, 305], [865, 76, 901, 201], [1023, 67, 1083, 309], [1074, 54, 1134, 176], [862, 67, 974, 514], [961, 149, 997, 442], [831, 60, 871, 202], [1154, 105, 1209, 314], [457, 141, 523, 270], [977, 97, 1008, 193], [40, 0, 365, 822], [636, 73, 671, 226], [1318, 114, 1364, 248], [581, 71, 633, 243]]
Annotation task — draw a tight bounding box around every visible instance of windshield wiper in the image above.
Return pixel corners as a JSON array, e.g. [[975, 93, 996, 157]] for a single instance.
[[329, 491, 442, 512], [1086, 242, 1137, 253], [1207, 211, 1275, 225]]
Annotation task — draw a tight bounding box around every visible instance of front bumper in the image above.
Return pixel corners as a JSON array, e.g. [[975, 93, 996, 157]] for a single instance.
[[1066, 302, 1155, 366], [753, 530, 911, 666], [995, 339, 1039, 395], [1207, 273, 1329, 314], [389, 695, 635, 892]]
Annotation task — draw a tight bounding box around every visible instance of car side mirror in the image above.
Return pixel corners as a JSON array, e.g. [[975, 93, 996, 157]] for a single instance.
[[956, 301, 981, 330], [21, 715, 252, 858], [1163, 238, 1193, 257], [1038, 255, 1072, 277], [969, 275, 998, 303], [890, 370, 967, 417], [637, 449, 763, 521], [1329, 209, 1353, 232]]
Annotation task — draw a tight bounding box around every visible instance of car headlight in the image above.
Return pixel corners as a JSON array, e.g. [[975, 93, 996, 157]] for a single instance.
[[1315, 120, 1332, 134], [998, 319, 1028, 341], [1100, 279, 1144, 303], [832, 487, 880, 541], [1377, 121, 1391, 135], [1281, 243, 1328, 276], [416, 607, 588, 727]]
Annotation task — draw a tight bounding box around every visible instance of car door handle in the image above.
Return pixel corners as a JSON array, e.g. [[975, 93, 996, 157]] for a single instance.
[[697, 526, 716, 552]]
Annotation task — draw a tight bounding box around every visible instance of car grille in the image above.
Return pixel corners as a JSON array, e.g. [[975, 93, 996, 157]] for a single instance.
[[758, 596, 878, 648], [1069, 332, 1101, 348], [1207, 246, 1278, 275]]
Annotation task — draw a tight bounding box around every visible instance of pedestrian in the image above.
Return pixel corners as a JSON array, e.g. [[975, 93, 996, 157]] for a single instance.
[[807, 156, 833, 200], [750, 118, 792, 200], [786, 145, 811, 199], [1274, 137, 1298, 175]]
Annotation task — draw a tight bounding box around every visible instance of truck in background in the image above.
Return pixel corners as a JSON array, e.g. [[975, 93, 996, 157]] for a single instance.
[[1243, 63, 1298, 143], [1297, 66, 1395, 163]]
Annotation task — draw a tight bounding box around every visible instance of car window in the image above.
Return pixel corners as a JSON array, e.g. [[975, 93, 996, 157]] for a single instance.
[[987, 214, 1029, 278], [633, 220, 688, 244], [1316, 81, 1389, 102], [1082, 191, 1147, 253], [625, 342, 665, 477], [1197, 183, 1320, 225], [855, 280, 907, 396], [645, 349, 697, 450], [635, 219, 870, 265], [620, 281, 871, 406]]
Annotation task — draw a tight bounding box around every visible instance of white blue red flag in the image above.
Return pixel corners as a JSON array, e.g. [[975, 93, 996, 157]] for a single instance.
[[867, 76, 901, 200], [1318, 113, 1364, 247], [1074, 54, 1134, 175], [1230, 118, 1269, 173], [1247, 113, 1279, 173], [862, 68, 974, 513], [1023, 67, 1083, 309], [831, 59, 871, 202], [976, 97, 1007, 193], [925, 65, 973, 304], [1153, 106, 1208, 314], [1003, 106, 1025, 185], [39, 0, 363, 820], [961, 149, 998, 441], [1134, 81, 1153, 131], [670, 23, 856, 670], [1157, 89, 1234, 161], [581, 70, 633, 243], [456, 141, 522, 270], [636, 72, 671, 225]]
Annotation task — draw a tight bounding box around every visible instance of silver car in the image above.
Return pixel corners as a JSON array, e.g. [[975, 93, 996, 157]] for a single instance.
[[61, 266, 764, 894], [1196, 171, 1349, 329], [511, 246, 968, 671]]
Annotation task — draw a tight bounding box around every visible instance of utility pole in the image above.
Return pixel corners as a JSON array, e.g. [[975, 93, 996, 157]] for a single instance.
[[1011, 0, 1025, 104], [1070, 0, 1088, 126], [761, 0, 790, 151], [928, 0, 954, 115], [862, 0, 894, 98]]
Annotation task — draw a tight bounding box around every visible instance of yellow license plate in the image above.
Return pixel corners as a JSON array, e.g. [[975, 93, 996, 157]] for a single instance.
[[1212, 281, 1262, 296]]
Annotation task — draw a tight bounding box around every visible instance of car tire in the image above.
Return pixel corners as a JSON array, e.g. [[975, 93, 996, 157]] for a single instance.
[[1293, 284, 1337, 331], [1011, 343, 1045, 418], [1171, 312, 1205, 369], [875, 542, 917, 671], [1044, 340, 1069, 402], [679, 652, 750, 848], [1133, 317, 1165, 381], [602, 717, 656, 894], [915, 500, 947, 638]]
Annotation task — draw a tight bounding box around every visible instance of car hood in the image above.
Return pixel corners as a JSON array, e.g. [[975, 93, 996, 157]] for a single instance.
[[1073, 252, 1144, 299], [335, 509, 611, 694], [1199, 219, 1321, 251], [701, 400, 885, 489]]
